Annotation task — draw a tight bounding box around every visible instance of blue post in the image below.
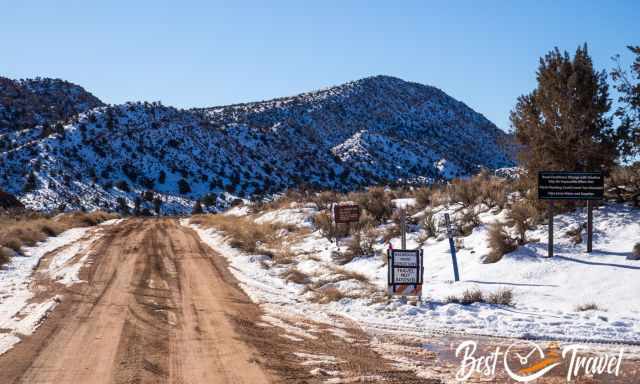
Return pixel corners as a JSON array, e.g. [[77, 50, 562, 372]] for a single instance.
[[444, 213, 460, 282], [448, 236, 460, 282]]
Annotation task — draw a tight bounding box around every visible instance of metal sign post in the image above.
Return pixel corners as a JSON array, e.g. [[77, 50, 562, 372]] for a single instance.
[[400, 209, 407, 249], [587, 200, 593, 253], [444, 213, 460, 282], [548, 201, 554, 258], [538, 171, 603, 256]]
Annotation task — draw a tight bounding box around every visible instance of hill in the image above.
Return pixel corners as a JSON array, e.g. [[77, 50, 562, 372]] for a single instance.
[[0, 77, 103, 134], [0, 75, 514, 213]]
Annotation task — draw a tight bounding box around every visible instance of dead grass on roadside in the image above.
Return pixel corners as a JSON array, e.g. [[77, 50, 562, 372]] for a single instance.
[[304, 266, 377, 304], [0, 211, 117, 266], [445, 288, 514, 306], [192, 214, 302, 265], [576, 303, 602, 312], [312, 286, 347, 304], [192, 214, 278, 253], [282, 267, 310, 284]]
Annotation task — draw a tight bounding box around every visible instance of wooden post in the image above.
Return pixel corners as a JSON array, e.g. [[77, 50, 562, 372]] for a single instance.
[[587, 200, 593, 253], [401, 209, 407, 249], [548, 201, 554, 258]]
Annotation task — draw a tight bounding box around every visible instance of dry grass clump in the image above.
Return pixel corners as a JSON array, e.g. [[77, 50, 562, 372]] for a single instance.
[[282, 267, 310, 285], [446, 289, 484, 305], [308, 268, 375, 304], [478, 178, 508, 210], [0, 247, 13, 265], [335, 229, 376, 265], [352, 187, 394, 223], [421, 209, 438, 238], [576, 303, 601, 312], [307, 267, 373, 303], [313, 211, 334, 240], [632, 242, 640, 260], [272, 248, 296, 265], [414, 187, 433, 209], [445, 288, 513, 306], [332, 267, 369, 284], [191, 214, 277, 253], [382, 223, 401, 243], [507, 201, 538, 244], [484, 222, 517, 263], [193, 214, 299, 261], [310, 191, 339, 211], [0, 211, 117, 265], [607, 163, 640, 206], [332, 249, 356, 265], [461, 289, 484, 304], [57, 211, 117, 227], [458, 209, 480, 236], [448, 171, 510, 210], [451, 179, 480, 208], [487, 288, 514, 306], [312, 286, 346, 304], [565, 224, 585, 245]]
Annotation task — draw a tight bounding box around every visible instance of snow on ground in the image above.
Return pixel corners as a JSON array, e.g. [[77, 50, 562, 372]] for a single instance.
[[186, 202, 640, 346], [222, 205, 250, 217], [46, 235, 102, 286], [254, 203, 316, 228], [99, 218, 125, 226], [391, 198, 416, 210], [0, 226, 101, 354]]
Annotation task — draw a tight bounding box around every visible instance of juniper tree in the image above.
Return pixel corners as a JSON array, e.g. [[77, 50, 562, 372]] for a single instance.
[[511, 44, 619, 176], [23, 171, 37, 192], [192, 200, 203, 214], [153, 197, 162, 215], [178, 178, 191, 194], [611, 45, 640, 157]]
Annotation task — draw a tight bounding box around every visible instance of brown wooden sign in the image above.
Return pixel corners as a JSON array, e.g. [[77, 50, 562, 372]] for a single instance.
[[333, 204, 361, 224]]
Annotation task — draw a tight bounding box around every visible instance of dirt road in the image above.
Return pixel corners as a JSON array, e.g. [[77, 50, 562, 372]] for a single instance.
[[0, 219, 274, 384]]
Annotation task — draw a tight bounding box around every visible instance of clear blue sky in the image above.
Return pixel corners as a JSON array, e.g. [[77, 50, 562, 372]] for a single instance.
[[2, 1, 638, 130]]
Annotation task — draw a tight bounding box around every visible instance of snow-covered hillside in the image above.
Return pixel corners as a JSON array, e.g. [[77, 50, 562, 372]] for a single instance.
[[0, 77, 103, 134], [0, 75, 514, 213]]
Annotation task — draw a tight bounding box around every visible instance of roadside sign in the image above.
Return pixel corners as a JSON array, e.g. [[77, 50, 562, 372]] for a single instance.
[[393, 268, 418, 283], [538, 171, 604, 200], [333, 204, 361, 224], [538, 171, 603, 257], [392, 250, 420, 267], [388, 249, 423, 297]]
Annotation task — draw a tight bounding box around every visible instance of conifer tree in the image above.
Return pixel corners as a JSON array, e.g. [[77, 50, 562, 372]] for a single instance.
[[192, 200, 203, 214], [23, 171, 37, 192], [153, 197, 162, 215], [511, 44, 619, 176], [612, 45, 640, 157]]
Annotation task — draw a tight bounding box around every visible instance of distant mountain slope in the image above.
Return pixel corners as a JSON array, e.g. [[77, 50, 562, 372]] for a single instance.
[[0, 75, 514, 213], [0, 77, 103, 134]]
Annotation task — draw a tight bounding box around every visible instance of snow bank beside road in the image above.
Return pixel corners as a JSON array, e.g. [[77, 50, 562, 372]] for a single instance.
[[186, 202, 640, 345], [0, 226, 99, 354]]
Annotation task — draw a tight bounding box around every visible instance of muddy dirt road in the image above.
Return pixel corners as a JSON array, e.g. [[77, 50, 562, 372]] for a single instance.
[[0, 219, 274, 384]]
